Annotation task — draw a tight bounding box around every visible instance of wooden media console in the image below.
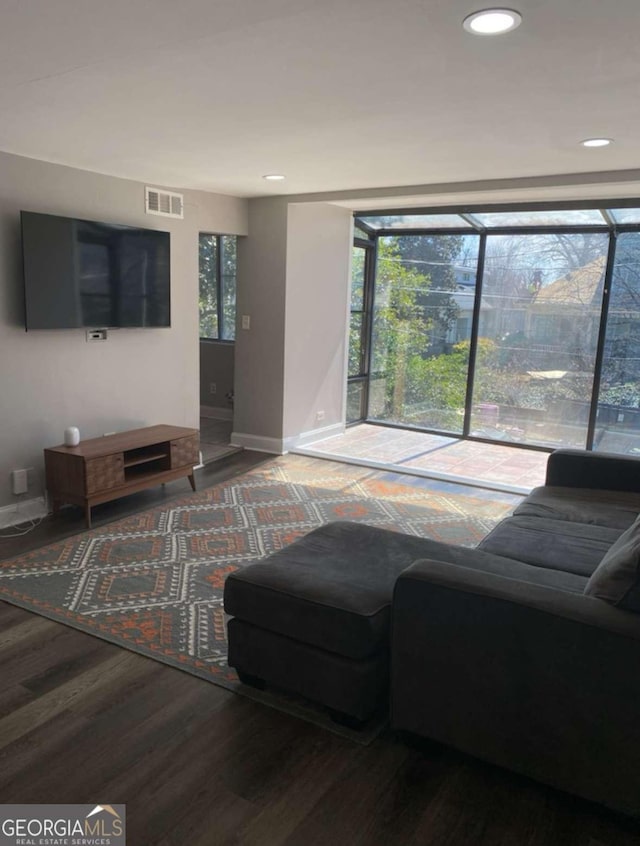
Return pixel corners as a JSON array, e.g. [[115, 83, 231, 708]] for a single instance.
[[44, 424, 199, 527]]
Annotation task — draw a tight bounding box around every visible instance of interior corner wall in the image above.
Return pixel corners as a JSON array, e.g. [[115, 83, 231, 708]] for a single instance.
[[0, 150, 247, 510], [232, 197, 289, 450], [283, 203, 353, 446]]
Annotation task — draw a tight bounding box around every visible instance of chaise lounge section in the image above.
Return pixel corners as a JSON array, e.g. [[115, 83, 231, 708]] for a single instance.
[[224, 521, 460, 723]]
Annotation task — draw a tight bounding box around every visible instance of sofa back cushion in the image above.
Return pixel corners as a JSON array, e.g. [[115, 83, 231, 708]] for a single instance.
[[584, 514, 640, 612], [478, 515, 621, 577], [514, 486, 640, 530]]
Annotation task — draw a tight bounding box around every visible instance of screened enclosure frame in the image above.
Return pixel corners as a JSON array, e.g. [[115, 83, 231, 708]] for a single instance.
[[347, 234, 376, 424], [352, 199, 640, 453]]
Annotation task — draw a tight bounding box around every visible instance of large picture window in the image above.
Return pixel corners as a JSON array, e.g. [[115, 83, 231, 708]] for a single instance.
[[470, 231, 607, 448], [354, 203, 640, 457], [199, 234, 237, 341]]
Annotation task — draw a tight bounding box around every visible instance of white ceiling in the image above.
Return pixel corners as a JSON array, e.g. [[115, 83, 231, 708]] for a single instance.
[[1, 0, 639, 199]]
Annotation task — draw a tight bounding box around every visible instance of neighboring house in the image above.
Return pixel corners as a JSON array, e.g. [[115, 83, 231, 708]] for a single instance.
[[527, 255, 606, 353], [447, 265, 500, 344]]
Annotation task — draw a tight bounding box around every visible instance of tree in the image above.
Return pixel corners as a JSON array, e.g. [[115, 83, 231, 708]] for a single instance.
[[392, 233, 464, 354], [403, 338, 496, 429], [199, 234, 218, 339], [371, 238, 442, 417]]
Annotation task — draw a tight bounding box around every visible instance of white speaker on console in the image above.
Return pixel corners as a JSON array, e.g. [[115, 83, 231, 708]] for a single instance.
[[64, 426, 80, 447]]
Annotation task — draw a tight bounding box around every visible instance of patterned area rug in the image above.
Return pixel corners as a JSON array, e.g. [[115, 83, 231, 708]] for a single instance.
[[0, 455, 518, 741]]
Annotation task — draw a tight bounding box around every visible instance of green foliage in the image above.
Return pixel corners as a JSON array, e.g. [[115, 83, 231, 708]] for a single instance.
[[399, 339, 495, 427], [199, 234, 237, 340], [199, 234, 218, 339], [220, 235, 237, 340], [393, 233, 464, 350], [371, 239, 437, 414], [599, 382, 640, 408], [371, 238, 444, 371], [391, 333, 603, 429], [348, 315, 363, 377]]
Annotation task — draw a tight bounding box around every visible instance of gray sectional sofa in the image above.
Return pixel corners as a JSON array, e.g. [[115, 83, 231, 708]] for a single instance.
[[225, 448, 640, 815]]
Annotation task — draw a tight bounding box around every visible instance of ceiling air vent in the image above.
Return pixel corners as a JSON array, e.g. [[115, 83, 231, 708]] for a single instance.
[[145, 187, 184, 219]]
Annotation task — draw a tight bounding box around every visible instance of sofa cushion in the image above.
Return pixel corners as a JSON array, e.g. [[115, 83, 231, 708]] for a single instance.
[[478, 515, 622, 577], [585, 515, 640, 612], [514, 486, 640, 530]]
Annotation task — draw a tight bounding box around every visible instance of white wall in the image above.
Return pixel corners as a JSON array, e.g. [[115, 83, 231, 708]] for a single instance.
[[232, 198, 289, 451], [283, 203, 352, 447], [0, 151, 247, 508]]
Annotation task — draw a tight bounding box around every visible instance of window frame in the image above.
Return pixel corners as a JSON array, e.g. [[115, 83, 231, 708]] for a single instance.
[[346, 236, 376, 424]]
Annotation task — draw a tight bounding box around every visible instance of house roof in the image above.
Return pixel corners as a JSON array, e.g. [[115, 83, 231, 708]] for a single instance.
[[532, 256, 606, 307], [0, 1, 640, 198]]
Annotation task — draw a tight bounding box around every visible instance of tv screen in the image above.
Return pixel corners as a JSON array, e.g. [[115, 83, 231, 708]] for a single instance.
[[21, 211, 171, 330]]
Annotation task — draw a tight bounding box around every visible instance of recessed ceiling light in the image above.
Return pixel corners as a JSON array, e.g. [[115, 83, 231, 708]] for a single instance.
[[581, 138, 613, 148], [263, 174, 286, 181], [463, 8, 522, 35]]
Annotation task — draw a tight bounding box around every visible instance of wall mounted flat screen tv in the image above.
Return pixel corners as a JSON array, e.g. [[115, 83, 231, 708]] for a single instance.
[[21, 211, 171, 330]]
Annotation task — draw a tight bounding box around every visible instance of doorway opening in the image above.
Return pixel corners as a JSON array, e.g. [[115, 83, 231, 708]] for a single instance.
[[199, 233, 241, 463]]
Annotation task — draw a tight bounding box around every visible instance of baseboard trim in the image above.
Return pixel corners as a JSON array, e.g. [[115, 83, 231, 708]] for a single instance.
[[200, 405, 233, 421], [0, 496, 48, 530], [282, 422, 344, 452], [231, 422, 345, 456], [230, 433, 285, 454]]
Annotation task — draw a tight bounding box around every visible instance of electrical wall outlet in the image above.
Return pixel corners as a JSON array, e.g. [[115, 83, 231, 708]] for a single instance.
[[209, 382, 217, 394], [11, 469, 28, 495], [241, 315, 251, 330], [316, 410, 325, 422]]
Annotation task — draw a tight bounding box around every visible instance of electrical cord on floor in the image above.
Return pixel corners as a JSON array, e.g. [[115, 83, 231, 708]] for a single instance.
[[0, 474, 46, 538], [0, 515, 44, 538]]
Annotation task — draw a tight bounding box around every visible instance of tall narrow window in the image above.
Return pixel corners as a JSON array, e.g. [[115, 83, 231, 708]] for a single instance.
[[199, 234, 237, 340], [347, 239, 374, 423]]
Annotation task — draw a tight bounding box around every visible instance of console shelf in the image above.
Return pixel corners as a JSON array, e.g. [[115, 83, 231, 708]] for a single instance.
[[45, 424, 199, 528], [123, 452, 168, 468]]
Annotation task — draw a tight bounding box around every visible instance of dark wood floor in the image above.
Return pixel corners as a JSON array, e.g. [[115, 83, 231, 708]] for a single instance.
[[1, 452, 639, 845]]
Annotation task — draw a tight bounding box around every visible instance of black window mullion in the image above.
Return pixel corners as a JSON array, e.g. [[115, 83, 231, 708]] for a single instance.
[[362, 238, 377, 420], [462, 234, 487, 436], [586, 232, 618, 450], [216, 235, 224, 339], [359, 245, 375, 377]]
